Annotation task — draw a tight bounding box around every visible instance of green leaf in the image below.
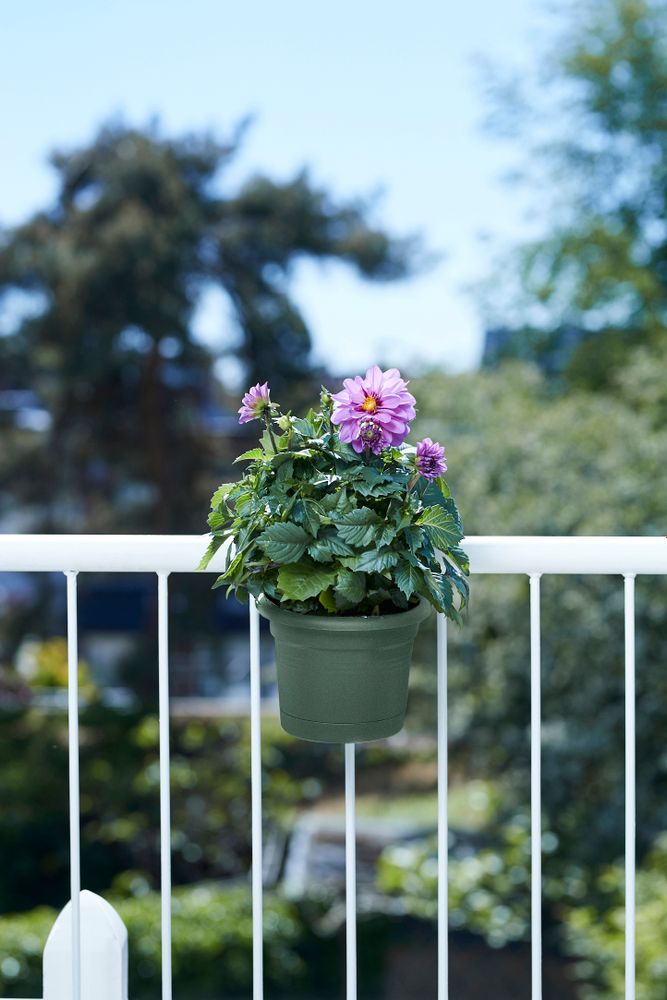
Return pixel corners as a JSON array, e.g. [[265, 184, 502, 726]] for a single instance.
[[278, 562, 337, 601], [275, 458, 294, 482], [341, 548, 398, 573], [210, 482, 235, 507], [423, 476, 451, 500], [233, 491, 254, 512], [394, 561, 422, 599], [306, 541, 334, 563], [307, 533, 355, 562], [212, 547, 244, 588], [418, 568, 449, 612], [333, 507, 381, 547], [292, 416, 315, 436], [257, 522, 311, 563], [447, 565, 470, 606], [422, 485, 463, 532], [207, 509, 228, 530], [335, 569, 367, 606], [197, 535, 224, 571], [320, 489, 349, 513], [402, 525, 424, 555], [293, 499, 321, 537], [416, 505, 464, 549], [378, 523, 398, 546], [447, 544, 470, 575], [319, 588, 338, 612], [233, 448, 265, 464]]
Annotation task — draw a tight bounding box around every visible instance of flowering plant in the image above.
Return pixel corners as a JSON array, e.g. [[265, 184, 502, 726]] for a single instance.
[[200, 367, 469, 622]]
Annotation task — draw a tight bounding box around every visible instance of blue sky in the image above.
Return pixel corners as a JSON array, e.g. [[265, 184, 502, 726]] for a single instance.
[[2, 0, 545, 382]]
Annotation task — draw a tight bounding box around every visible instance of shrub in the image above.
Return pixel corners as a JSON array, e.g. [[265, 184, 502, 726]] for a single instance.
[[0, 884, 303, 999]]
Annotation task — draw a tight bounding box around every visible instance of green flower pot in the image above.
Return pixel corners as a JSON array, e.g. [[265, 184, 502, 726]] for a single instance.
[[256, 595, 432, 743]]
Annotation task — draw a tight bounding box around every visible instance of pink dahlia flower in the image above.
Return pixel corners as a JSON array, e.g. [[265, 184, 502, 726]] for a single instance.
[[331, 365, 416, 453], [238, 382, 270, 424], [415, 438, 447, 480]]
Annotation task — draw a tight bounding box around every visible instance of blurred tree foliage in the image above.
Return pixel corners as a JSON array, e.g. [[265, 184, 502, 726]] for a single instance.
[[0, 121, 417, 532], [0, 705, 411, 914], [411, 364, 666, 866], [0, 709, 307, 913], [563, 833, 667, 1000], [482, 0, 667, 388], [407, 364, 666, 993]]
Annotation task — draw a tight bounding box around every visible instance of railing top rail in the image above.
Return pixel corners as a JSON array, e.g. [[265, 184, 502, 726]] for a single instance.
[[0, 534, 665, 575]]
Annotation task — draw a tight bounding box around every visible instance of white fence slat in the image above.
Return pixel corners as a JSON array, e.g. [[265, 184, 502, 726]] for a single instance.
[[65, 571, 81, 1000], [157, 572, 172, 1000], [43, 890, 128, 1000], [437, 613, 448, 1000], [624, 574, 636, 1000], [249, 597, 264, 999], [529, 574, 542, 1000]]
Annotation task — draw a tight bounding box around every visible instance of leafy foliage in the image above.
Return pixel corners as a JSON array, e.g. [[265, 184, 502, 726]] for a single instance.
[[412, 364, 667, 852], [0, 708, 309, 913], [202, 390, 468, 620], [0, 121, 418, 532], [562, 834, 667, 1000], [482, 0, 667, 389], [406, 364, 667, 991]]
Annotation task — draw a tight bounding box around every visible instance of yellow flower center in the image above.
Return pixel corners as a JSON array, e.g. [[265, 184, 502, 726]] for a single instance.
[[361, 395, 378, 412]]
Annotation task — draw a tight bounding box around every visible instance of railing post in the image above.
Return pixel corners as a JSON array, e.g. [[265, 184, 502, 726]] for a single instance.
[[157, 572, 172, 1000], [249, 597, 264, 1000], [529, 573, 542, 1000], [345, 742, 357, 1000], [437, 613, 448, 1000], [624, 574, 636, 1000], [64, 570, 81, 1000]]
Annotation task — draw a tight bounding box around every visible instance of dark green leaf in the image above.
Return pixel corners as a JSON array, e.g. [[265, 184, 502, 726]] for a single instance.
[[257, 522, 311, 563], [402, 525, 423, 554], [395, 561, 422, 599], [341, 548, 398, 573], [275, 458, 294, 482], [334, 569, 367, 606], [293, 499, 321, 536], [307, 532, 355, 562], [333, 507, 381, 547], [447, 544, 470, 575]]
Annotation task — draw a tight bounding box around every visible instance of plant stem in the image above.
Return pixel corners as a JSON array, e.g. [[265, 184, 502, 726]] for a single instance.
[[264, 412, 279, 453]]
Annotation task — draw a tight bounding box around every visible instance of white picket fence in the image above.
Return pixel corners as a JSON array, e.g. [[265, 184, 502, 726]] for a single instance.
[[0, 534, 665, 1000]]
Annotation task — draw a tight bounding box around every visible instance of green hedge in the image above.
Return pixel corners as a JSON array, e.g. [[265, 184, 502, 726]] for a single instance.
[[0, 884, 303, 999], [563, 833, 667, 1000]]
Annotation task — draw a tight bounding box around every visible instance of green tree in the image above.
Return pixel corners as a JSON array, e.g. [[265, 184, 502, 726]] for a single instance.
[[412, 364, 667, 863], [0, 122, 417, 532], [482, 0, 667, 387], [392, 365, 667, 994]]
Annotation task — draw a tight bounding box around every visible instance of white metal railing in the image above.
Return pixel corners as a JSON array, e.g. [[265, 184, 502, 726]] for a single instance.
[[0, 534, 665, 1000]]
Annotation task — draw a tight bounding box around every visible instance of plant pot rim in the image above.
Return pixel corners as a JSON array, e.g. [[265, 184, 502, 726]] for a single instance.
[[256, 593, 432, 631]]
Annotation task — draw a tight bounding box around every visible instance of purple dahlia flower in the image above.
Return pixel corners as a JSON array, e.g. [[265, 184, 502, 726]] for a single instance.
[[358, 417, 391, 455], [415, 438, 447, 480], [331, 365, 416, 453], [238, 382, 271, 424]]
